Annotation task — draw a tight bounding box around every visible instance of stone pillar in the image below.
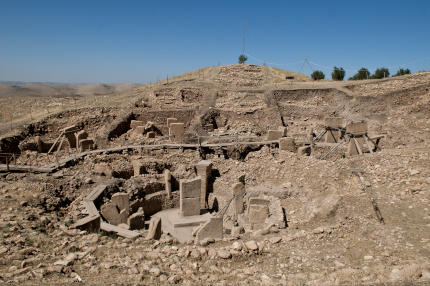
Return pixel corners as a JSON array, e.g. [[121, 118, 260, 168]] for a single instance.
[[324, 117, 344, 143], [195, 160, 212, 209], [297, 146, 311, 156], [169, 123, 185, 143], [167, 118, 178, 128], [179, 177, 201, 217], [164, 169, 172, 199], [62, 126, 77, 148], [130, 120, 144, 129], [278, 126, 288, 137], [79, 139, 94, 152], [75, 130, 88, 150], [346, 121, 368, 155], [232, 182, 245, 216], [279, 137, 296, 152]]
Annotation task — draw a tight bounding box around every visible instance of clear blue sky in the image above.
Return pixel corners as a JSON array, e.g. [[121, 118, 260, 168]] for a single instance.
[[1, 0, 429, 83]]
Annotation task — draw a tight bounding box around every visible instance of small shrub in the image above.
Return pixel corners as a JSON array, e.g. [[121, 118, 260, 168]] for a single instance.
[[311, 70, 325, 80], [238, 54, 248, 64], [372, 67, 390, 79], [393, 68, 411, 77], [331, 67, 345, 81], [349, 68, 371, 80]]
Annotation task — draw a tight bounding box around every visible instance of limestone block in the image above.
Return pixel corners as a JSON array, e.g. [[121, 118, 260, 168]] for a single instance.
[[297, 146, 311, 156], [71, 214, 100, 232], [196, 217, 223, 242], [127, 207, 145, 230], [180, 177, 201, 199], [100, 203, 121, 225], [130, 120, 144, 129], [169, 123, 185, 143], [79, 139, 94, 152], [346, 121, 368, 135], [180, 197, 200, 217], [267, 130, 283, 141], [147, 216, 162, 240], [167, 118, 178, 128], [279, 137, 296, 152], [75, 130, 88, 149], [278, 126, 288, 137]]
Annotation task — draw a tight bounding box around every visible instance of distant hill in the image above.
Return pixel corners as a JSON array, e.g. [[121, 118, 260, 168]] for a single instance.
[[0, 83, 140, 98]]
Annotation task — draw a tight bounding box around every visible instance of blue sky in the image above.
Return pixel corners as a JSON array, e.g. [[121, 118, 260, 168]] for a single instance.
[[1, 0, 429, 83]]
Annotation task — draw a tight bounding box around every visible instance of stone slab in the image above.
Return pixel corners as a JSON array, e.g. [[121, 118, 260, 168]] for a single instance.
[[346, 121, 368, 135], [196, 217, 223, 242], [147, 216, 162, 240], [180, 177, 201, 199], [128, 208, 145, 230], [248, 204, 269, 228], [169, 123, 185, 143], [85, 184, 108, 201], [100, 222, 140, 239], [180, 197, 200, 217], [72, 214, 100, 232], [82, 200, 99, 216]]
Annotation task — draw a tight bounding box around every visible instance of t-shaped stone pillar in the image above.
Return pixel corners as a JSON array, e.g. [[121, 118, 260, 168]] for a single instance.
[[195, 160, 212, 209], [232, 182, 245, 216], [179, 177, 201, 217]]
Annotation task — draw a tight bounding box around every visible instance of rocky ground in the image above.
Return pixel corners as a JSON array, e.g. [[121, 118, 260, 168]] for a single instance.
[[1, 64, 430, 285]]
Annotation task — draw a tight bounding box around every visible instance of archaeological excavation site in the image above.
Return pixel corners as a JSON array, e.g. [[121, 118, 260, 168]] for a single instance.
[[0, 64, 430, 285]]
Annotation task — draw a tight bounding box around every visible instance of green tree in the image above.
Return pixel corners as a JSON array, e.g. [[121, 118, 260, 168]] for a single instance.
[[311, 70, 325, 80], [331, 67, 345, 81], [372, 67, 390, 79], [349, 68, 371, 80], [238, 54, 248, 64], [393, 68, 411, 77]]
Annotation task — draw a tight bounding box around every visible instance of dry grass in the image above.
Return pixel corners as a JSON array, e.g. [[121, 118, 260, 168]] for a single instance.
[[269, 66, 311, 82]]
